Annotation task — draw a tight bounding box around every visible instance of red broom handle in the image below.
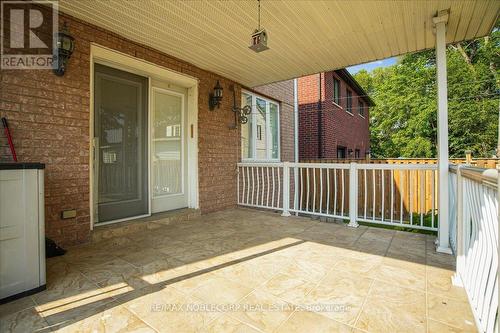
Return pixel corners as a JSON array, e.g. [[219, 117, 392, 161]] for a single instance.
[[2, 117, 17, 162]]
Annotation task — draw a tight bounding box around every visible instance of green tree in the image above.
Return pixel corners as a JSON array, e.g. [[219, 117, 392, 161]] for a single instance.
[[355, 26, 499, 158]]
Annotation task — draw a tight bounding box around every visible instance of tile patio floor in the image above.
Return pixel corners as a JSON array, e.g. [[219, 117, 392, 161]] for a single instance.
[[0, 208, 476, 332]]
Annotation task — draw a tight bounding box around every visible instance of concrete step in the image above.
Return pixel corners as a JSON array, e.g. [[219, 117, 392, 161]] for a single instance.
[[91, 208, 201, 243]]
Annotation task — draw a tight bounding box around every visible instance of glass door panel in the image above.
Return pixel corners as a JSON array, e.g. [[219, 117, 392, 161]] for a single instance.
[[151, 86, 188, 213], [153, 91, 183, 197], [94, 64, 148, 223]]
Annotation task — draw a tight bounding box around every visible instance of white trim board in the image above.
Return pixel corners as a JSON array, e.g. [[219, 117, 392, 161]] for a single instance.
[[89, 44, 199, 229]]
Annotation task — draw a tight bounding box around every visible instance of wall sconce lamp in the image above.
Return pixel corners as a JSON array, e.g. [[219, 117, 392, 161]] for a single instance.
[[348, 149, 354, 156], [53, 22, 75, 76], [229, 85, 252, 129], [209, 80, 223, 110]]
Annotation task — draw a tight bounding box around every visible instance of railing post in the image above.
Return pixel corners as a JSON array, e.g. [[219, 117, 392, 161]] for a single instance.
[[465, 150, 472, 165], [281, 162, 291, 217], [348, 162, 359, 227], [452, 165, 464, 287]]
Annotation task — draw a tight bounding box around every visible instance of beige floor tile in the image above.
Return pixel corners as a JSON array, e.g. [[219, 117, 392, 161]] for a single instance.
[[427, 319, 476, 333], [279, 257, 333, 283], [52, 304, 155, 333], [169, 271, 223, 294], [212, 260, 282, 289], [355, 282, 426, 333], [385, 249, 426, 265], [79, 258, 150, 293], [367, 257, 426, 291], [258, 272, 316, 305], [189, 276, 253, 305], [231, 290, 295, 333], [202, 315, 261, 333], [138, 257, 192, 285], [275, 310, 353, 333], [118, 248, 171, 267], [33, 271, 116, 322], [427, 294, 476, 331], [125, 285, 218, 332], [0, 307, 51, 333], [0, 296, 35, 319], [160, 244, 220, 264], [427, 266, 467, 300], [333, 256, 383, 275], [426, 252, 456, 270], [191, 252, 241, 271], [304, 270, 372, 325]]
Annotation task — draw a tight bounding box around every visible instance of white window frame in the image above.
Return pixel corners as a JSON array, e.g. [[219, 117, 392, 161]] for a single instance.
[[241, 90, 281, 162]]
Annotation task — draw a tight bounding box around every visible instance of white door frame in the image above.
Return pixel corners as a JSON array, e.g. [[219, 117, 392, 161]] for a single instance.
[[89, 44, 199, 229]]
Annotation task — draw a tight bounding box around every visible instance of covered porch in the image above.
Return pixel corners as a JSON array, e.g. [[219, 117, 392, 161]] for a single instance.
[[0, 208, 473, 332], [0, 0, 498, 332]]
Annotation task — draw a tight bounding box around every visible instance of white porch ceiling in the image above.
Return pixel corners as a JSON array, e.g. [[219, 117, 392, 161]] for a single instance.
[[59, 0, 499, 87]]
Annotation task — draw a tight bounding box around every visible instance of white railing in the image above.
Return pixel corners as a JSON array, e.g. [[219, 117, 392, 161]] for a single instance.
[[448, 170, 458, 253], [238, 162, 284, 210], [449, 165, 498, 333], [237, 162, 438, 231]]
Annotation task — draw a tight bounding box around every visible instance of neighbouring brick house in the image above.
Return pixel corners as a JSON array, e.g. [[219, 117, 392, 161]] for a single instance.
[[255, 69, 374, 162], [298, 69, 375, 160]]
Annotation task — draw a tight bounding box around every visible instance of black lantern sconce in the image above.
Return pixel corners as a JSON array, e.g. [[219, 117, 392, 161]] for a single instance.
[[229, 85, 252, 129], [209, 80, 223, 110], [53, 22, 75, 76]]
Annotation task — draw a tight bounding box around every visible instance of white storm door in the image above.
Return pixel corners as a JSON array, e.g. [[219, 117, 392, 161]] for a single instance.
[[151, 88, 188, 212]]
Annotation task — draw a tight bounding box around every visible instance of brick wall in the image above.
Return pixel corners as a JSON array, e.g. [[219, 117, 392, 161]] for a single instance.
[[254, 80, 296, 162], [298, 71, 370, 159], [0, 7, 243, 246]]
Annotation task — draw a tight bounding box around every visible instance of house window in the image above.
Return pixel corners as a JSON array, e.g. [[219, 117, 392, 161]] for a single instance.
[[346, 89, 352, 113], [337, 146, 346, 158], [241, 91, 280, 161], [358, 101, 365, 117], [333, 78, 340, 105], [355, 149, 360, 158]]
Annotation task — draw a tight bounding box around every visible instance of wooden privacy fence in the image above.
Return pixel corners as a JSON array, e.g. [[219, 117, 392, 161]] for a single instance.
[[302, 158, 500, 169]]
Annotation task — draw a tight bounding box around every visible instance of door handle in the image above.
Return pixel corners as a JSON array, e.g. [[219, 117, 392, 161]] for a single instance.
[[92, 137, 98, 168]]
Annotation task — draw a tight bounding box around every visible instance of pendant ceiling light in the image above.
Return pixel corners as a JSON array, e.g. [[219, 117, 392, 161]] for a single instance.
[[249, 0, 269, 53]]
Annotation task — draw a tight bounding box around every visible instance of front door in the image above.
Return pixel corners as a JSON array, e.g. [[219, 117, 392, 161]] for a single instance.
[[93, 64, 149, 223], [151, 84, 188, 212]]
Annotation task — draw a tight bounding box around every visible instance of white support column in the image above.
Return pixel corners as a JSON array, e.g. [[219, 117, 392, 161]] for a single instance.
[[434, 10, 452, 254], [348, 162, 359, 227]]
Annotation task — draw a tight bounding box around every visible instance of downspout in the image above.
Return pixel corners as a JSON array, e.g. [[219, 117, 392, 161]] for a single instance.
[[294, 78, 299, 162], [318, 73, 323, 159]]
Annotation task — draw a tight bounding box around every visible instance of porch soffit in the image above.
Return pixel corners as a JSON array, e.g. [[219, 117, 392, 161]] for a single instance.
[[59, 0, 499, 87]]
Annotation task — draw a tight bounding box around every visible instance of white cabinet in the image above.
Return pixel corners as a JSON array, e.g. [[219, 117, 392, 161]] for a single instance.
[[0, 164, 45, 301]]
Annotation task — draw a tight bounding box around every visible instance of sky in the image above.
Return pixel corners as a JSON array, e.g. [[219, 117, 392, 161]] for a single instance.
[[347, 57, 397, 74]]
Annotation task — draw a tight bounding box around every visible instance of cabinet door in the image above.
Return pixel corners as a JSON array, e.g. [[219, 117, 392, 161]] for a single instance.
[[0, 170, 39, 299]]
